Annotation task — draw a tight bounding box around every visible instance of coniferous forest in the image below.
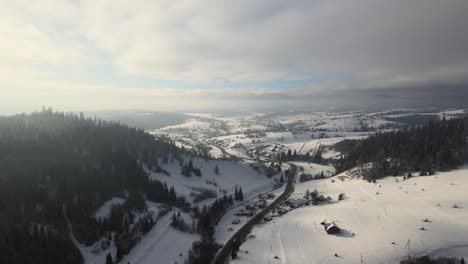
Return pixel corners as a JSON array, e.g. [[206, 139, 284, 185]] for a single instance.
[[335, 117, 468, 180], [0, 109, 185, 264]]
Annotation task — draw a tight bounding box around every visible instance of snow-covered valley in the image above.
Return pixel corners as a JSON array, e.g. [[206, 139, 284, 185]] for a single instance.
[[78, 109, 468, 264]]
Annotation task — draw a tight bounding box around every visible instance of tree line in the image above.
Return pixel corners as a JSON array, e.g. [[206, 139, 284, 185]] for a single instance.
[[277, 148, 324, 164], [334, 117, 468, 181]]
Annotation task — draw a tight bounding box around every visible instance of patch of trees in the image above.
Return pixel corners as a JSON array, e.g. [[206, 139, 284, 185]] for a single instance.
[[0, 219, 83, 264], [105, 253, 114, 264], [181, 159, 202, 177], [278, 148, 324, 163], [401, 255, 465, 264], [186, 236, 221, 264], [190, 187, 217, 203], [113, 212, 159, 262], [299, 171, 325, 182], [234, 187, 244, 201], [335, 117, 467, 181], [304, 189, 332, 205], [385, 114, 440, 127], [250, 161, 281, 177], [170, 211, 191, 233], [0, 109, 185, 263], [187, 196, 233, 264], [338, 193, 346, 201], [351, 120, 375, 132], [193, 143, 213, 159], [145, 180, 189, 209]]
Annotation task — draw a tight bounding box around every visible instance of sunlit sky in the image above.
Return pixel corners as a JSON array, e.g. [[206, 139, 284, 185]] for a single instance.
[[1, 0, 468, 114]]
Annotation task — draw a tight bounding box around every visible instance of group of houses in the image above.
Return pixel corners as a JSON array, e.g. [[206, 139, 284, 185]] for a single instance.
[[234, 199, 268, 217], [249, 143, 286, 159]]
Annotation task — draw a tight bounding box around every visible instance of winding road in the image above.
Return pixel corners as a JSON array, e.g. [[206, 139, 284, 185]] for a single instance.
[[203, 138, 298, 264], [210, 163, 297, 264]]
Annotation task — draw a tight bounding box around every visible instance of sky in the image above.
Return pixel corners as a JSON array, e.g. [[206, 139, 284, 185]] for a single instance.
[[1, 0, 468, 114]]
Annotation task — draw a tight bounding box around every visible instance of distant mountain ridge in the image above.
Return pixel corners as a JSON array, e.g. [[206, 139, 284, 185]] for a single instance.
[[88, 111, 189, 130]]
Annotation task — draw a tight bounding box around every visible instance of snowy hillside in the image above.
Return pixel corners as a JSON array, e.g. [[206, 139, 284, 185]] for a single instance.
[[149, 158, 282, 203], [232, 167, 468, 263]]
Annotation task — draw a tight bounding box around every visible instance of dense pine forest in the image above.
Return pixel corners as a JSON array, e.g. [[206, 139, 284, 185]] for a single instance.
[[0, 109, 186, 264], [335, 117, 468, 180]]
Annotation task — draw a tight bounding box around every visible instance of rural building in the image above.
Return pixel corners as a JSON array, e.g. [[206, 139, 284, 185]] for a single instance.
[[321, 221, 341, 234]]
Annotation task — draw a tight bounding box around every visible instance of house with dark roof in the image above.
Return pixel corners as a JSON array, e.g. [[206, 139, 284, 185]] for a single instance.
[[320, 221, 341, 234]]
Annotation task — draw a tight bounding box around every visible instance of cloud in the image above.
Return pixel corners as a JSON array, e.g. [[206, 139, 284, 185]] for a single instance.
[[0, 1, 91, 66], [1, 0, 468, 113], [78, 0, 468, 87]]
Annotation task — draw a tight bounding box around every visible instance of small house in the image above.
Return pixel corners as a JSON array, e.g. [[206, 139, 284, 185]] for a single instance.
[[245, 203, 255, 210], [234, 209, 243, 216], [277, 207, 289, 215], [320, 221, 341, 234], [256, 199, 267, 209], [242, 209, 254, 216]]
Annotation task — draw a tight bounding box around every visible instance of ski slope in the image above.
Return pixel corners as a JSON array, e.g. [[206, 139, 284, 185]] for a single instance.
[[233, 167, 468, 263]]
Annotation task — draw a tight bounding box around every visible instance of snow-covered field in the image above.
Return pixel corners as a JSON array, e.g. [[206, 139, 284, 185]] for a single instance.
[[150, 158, 282, 204], [120, 211, 199, 264], [232, 167, 468, 264]]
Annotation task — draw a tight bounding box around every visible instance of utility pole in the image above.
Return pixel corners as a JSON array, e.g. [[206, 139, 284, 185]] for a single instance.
[[405, 239, 411, 249]]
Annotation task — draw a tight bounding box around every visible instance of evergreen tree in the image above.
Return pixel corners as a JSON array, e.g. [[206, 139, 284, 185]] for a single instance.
[[105, 253, 113, 264], [116, 244, 124, 261], [234, 187, 239, 201], [238, 188, 244, 201], [171, 213, 178, 228]]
